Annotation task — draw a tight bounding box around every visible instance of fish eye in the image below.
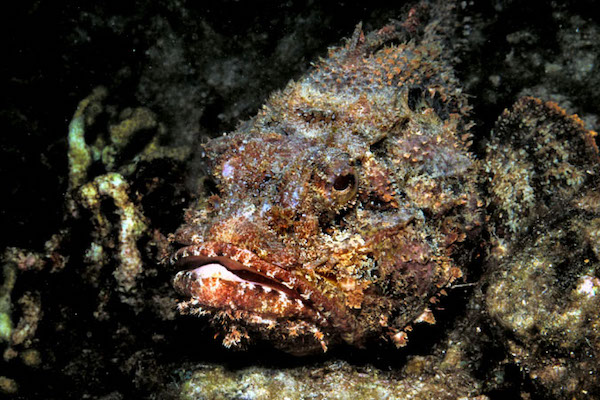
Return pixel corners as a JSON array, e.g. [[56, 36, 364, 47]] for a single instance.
[[333, 173, 356, 192]]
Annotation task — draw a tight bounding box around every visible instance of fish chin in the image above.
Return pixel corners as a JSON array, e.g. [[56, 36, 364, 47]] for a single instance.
[[171, 242, 354, 353]]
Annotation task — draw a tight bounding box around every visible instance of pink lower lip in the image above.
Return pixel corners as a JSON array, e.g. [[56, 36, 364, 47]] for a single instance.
[[189, 263, 245, 281], [174, 254, 306, 301]]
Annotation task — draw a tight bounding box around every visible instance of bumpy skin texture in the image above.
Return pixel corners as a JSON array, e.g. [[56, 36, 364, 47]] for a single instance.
[[172, 11, 483, 354]]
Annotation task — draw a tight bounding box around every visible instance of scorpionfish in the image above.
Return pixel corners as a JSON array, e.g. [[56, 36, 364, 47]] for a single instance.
[[172, 7, 483, 354]]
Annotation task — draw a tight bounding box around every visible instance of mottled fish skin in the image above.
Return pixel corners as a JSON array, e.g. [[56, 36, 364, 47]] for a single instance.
[[172, 4, 483, 354]]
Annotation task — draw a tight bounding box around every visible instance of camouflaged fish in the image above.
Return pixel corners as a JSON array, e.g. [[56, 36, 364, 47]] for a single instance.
[[171, 6, 484, 354]]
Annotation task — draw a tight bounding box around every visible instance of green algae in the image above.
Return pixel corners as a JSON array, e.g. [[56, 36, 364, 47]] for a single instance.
[[79, 173, 149, 292], [0, 263, 16, 343], [67, 86, 108, 191]]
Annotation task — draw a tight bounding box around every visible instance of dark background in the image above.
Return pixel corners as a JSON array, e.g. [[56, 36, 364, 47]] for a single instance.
[[2, 0, 600, 250]]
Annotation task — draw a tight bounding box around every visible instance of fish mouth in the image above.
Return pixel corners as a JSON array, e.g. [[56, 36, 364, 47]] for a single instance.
[[171, 242, 355, 339]]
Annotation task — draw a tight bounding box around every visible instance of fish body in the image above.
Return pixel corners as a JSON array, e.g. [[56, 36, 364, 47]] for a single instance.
[[172, 11, 483, 354]]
